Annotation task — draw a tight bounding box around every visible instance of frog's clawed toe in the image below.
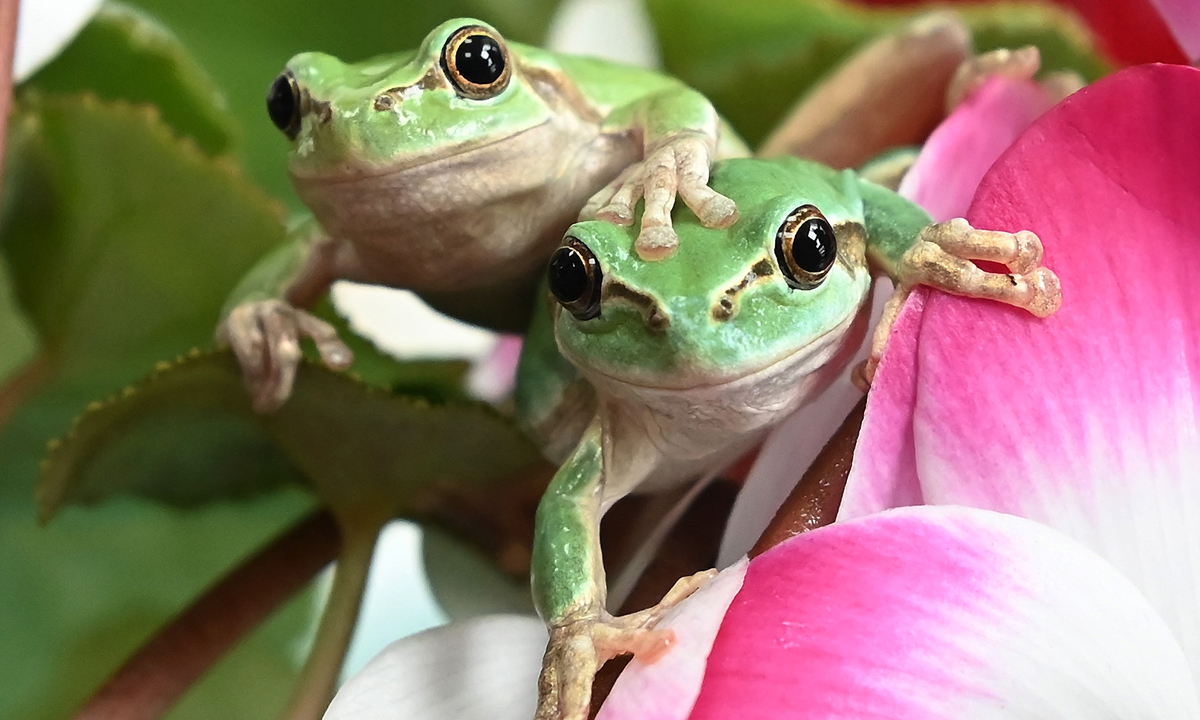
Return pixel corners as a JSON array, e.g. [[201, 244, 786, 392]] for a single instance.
[[535, 617, 676, 720], [904, 219, 1064, 315], [584, 132, 737, 262], [1026, 266, 1063, 317], [535, 570, 714, 720], [947, 45, 1041, 110], [216, 300, 354, 413], [635, 226, 680, 260]]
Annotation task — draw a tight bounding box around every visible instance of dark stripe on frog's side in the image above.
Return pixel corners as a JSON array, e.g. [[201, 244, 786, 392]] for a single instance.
[[604, 281, 670, 332], [375, 68, 448, 110], [712, 259, 774, 321], [519, 61, 605, 124]]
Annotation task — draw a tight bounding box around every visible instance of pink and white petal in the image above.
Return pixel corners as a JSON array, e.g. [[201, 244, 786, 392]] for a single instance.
[[629, 507, 1199, 720], [597, 558, 747, 720], [845, 64, 1200, 677], [467, 333, 524, 402], [324, 615, 546, 720], [898, 76, 1055, 222], [1148, 0, 1200, 60], [722, 75, 1061, 563]]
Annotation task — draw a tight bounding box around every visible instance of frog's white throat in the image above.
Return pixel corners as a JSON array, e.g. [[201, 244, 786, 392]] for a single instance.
[[584, 301, 870, 496]]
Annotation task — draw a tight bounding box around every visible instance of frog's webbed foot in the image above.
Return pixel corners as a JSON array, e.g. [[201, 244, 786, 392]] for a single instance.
[[946, 46, 1084, 111], [862, 218, 1061, 385], [581, 132, 738, 261], [535, 570, 715, 720], [217, 299, 354, 413]]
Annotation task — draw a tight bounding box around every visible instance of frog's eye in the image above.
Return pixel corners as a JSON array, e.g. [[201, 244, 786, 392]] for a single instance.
[[266, 72, 302, 140], [548, 237, 603, 320], [442, 26, 512, 100], [775, 205, 837, 290]]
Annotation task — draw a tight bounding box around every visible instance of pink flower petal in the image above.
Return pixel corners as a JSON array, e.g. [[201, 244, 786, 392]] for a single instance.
[[656, 507, 1199, 719], [597, 559, 747, 720], [467, 334, 523, 402], [1150, 0, 1200, 60], [845, 64, 1200, 677], [898, 76, 1056, 222]]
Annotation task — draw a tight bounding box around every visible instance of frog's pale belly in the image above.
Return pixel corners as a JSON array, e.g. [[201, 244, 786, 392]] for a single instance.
[[587, 303, 870, 502]]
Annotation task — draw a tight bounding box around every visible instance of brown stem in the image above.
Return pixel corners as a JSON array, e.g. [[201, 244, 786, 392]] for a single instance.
[[0, 353, 51, 433], [0, 0, 18, 184], [72, 510, 341, 720], [750, 395, 866, 556]]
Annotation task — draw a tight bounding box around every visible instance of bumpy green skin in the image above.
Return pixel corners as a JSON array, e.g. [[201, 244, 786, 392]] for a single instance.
[[519, 156, 931, 623], [286, 18, 729, 180], [530, 422, 604, 622]]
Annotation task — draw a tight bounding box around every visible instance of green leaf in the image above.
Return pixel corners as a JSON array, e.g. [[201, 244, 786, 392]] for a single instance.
[[38, 350, 301, 517], [22, 2, 238, 156], [39, 352, 539, 527], [0, 259, 37, 385], [0, 94, 287, 497], [647, 0, 1111, 148], [124, 0, 566, 205], [0, 491, 313, 720]]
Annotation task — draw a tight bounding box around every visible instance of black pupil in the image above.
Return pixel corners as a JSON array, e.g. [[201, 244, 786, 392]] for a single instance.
[[266, 74, 298, 134], [792, 218, 836, 273], [548, 247, 589, 304], [456, 35, 505, 85]]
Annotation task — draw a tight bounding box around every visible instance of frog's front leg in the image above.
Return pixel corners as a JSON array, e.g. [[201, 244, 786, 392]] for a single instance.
[[215, 224, 354, 412], [581, 89, 739, 261], [533, 423, 712, 719], [865, 218, 1062, 382]]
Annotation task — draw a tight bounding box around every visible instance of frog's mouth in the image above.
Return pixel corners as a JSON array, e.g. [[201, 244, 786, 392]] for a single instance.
[[567, 303, 870, 395], [288, 120, 555, 184]]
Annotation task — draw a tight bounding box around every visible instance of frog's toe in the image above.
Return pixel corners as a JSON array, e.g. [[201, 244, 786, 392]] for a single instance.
[[536, 621, 602, 720], [947, 45, 1040, 110], [596, 201, 636, 226], [593, 622, 675, 665], [635, 225, 679, 260], [695, 192, 738, 228], [1026, 266, 1063, 317]]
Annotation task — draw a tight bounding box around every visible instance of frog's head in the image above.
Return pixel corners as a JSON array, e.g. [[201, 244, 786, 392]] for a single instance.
[[269, 18, 552, 180], [547, 157, 874, 390]]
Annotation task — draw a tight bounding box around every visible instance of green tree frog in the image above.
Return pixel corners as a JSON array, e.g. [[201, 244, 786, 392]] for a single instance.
[[216, 18, 747, 412], [516, 156, 1060, 720]]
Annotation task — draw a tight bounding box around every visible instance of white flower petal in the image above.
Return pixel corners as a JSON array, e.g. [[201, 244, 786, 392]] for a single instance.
[[15, 0, 103, 81], [325, 615, 546, 720]]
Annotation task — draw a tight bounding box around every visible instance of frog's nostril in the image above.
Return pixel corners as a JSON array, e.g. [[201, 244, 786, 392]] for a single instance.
[[267, 72, 302, 140]]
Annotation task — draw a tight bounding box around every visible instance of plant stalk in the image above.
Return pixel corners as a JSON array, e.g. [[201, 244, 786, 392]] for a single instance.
[[279, 515, 382, 720]]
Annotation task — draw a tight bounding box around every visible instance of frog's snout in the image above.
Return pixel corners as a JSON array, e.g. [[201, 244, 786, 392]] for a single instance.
[[267, 71, 333, 141]]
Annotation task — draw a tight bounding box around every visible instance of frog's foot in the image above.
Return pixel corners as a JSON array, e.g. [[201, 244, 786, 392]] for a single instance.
[[946, 46, 1084, 111], [534, 570, 715, 720], [946, 45, 1041, 111], [217, 299, 354, 413], [863, 218, 1062, 384], [582, 132, 738, 261]]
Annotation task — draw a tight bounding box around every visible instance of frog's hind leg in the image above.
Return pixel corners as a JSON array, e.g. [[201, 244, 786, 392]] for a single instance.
[[864, 218, 1061, 383]]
